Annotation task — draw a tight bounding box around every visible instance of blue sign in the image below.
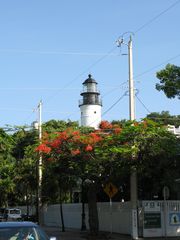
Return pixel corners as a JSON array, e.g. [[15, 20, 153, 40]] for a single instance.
[[169, 213, 180, 225]]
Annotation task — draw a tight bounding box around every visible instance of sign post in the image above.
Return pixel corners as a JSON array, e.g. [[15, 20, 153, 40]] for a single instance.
[[104, 183, 118, 235]]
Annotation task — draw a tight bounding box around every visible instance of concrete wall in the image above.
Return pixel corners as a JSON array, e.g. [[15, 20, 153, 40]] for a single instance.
[[43, 202, 131, 234]]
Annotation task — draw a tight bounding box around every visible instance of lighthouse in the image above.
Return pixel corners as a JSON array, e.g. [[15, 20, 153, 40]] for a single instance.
[[79, 74, 102, 129]]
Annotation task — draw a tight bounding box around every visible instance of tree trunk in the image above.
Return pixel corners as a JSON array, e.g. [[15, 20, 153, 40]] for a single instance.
[[59, 187, 65, 232], [87, 183, 99, 235]]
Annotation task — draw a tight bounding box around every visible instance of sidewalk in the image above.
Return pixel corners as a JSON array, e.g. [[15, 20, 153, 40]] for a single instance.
[[43, 226, 179, 240]]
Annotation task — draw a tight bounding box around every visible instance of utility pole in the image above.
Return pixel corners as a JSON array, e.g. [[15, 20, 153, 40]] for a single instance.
[[128, 36, 138, 240], [38, 100, 43, 225], [117, 34, 138, 239], [128, 35, 135, 121]]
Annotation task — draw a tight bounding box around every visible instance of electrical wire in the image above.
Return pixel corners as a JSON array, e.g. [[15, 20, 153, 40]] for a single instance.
[[102, 92, 126, 117], [134, 0, 180, 34], [43, 46, 117, 105], [134, 53, 180, 82], [102, 81, 128, 98], [135, 94, 151, 114], [0, 48, 118, 56], [3, 1, 180, 126], [85, 92, 126, 127]]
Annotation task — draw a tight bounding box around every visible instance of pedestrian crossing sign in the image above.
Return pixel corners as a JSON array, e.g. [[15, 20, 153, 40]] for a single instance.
[[104, 182, 118, 198]]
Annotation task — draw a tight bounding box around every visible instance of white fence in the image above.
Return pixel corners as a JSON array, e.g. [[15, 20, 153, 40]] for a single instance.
[[141, 200, 180, 237], [42, 202, 131, 235], [18, 200, 180, 237]]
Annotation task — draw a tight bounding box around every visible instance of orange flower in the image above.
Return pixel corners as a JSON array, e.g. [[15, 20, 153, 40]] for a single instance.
[[113, 128, 122, 134], [72, 131, 80, 135], [57, 131, 68, 140], [85, 144, 93, 151], [50, 139, 61, 148], [36, 144, 51, 153], [99, 120, 112, 129], [71, 149, 80, 156], [89, 133, 102, 143]]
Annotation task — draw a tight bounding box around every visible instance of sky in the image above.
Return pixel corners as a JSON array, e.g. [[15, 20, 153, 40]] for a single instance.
[[0, 0, 180, 129]]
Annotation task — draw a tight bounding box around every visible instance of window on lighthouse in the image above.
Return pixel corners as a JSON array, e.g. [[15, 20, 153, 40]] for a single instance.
[[84, 83, 97, 92]]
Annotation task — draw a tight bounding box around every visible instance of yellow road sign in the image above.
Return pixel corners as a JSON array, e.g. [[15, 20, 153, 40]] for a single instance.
[[104, 182, 118, 198]]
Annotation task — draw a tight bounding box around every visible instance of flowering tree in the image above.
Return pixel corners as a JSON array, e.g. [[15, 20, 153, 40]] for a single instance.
[[36, 120, 179, 234], [36, 126, 113, 234]]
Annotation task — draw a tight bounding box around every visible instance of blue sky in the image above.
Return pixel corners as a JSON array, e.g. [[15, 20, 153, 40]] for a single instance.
[[0, 0, 180, 128]]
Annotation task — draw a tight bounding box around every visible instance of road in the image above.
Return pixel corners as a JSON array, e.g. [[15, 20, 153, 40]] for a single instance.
[[43, 226, 179, 240]]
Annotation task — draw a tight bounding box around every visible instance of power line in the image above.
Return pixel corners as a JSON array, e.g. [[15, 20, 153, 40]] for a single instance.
[[134, 0, 180, 34], [5, 1, 180, 125], [0, 48, 118, 56], [102, 81, 128, 98], [135, 94, 151, 114], [0, 87, 81, 91], [134, 53, 180, 82], [102, 92, 126, 117], [43, 46, 117, 105]]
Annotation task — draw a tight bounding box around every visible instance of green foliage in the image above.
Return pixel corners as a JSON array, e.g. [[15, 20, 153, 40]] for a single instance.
[[146, 111, 180, 127], [0, 118, 179, 206], [12, 129, 38, 160], [43, 120, 79, 133], [156, 64, 180, 99], [0, 128, 16, 206]]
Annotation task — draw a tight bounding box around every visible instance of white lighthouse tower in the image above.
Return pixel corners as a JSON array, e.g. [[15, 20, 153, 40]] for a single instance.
[[79, 74, 102, 129]]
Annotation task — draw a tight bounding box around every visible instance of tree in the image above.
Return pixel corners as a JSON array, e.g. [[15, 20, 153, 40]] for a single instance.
[[36, 120, 179, 234], [156, 64, 180, 99], [146, 111, 180, 127], [36, 127, 107, 234], [0, 128, 15, 206], [11, 128, 38, 209]]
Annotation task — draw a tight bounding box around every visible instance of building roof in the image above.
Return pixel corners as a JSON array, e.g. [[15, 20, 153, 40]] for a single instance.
[[83, 74, 97, 85]]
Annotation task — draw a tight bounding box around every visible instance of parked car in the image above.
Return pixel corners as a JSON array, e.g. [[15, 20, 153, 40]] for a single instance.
[[4, 208, 22, 221], [0, 221, 56, 240]]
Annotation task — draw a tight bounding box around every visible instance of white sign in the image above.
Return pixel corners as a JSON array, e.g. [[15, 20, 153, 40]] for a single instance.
[[143, 201, 161, 212]]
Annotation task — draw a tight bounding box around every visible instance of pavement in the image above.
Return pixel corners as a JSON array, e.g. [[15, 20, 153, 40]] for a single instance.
[[43, 226, 180, 240]]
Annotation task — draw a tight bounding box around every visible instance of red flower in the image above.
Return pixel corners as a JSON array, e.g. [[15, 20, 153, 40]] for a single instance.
[[57, 131, 68, 140], [56, 150, 62, 154], [85, 144, 93, 151], [36, 144, 51, 153], [89, 133, 102, 143], [71, 149, 80, 156], [99, 121, 112, 129], [50, 139, 61, 148], [113, 128, 122, 134], [72, 131, 80, 135]]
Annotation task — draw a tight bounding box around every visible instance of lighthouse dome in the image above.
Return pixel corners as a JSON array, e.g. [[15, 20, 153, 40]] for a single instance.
[[83, 74, 97, 85]]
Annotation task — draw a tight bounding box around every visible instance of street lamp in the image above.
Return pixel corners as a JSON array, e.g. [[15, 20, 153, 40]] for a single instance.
[[117, 33, 138, 239]]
